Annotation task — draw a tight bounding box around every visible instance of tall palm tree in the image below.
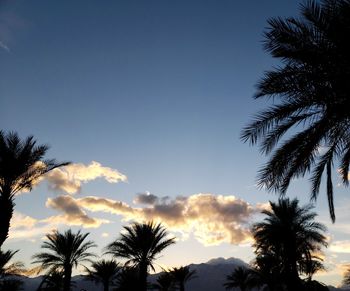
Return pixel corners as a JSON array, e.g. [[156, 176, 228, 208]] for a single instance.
[[32, 229, 96, 291], [152, 271, 175, 291], [85, 259, 120, 291], [224, 267, 253, 291], [241, 0, 350, 222], [170, 266, 196, 291], [0, 131, 69, 247], [251, 198, 327, 290], [105, 221, 175, 291]]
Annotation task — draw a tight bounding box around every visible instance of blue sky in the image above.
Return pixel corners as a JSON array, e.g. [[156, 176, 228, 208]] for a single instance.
[[1, 0, 350, 286]]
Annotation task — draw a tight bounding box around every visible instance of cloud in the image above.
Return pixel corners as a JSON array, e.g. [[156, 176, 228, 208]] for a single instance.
[[52, 193, 257, 246], [0, 40, 10, 52], [45, 161, 127, 194], [134, 192, 159, 205], [8, 196, 110, 240], [76, 196, 136, 216], [329, 240, 350, 253], [9, 212, 55, 240], [11, 212, 37, 228], [46, 195, 109, 228], [15, 161, 127, 195], [0, 8, 28, 53]]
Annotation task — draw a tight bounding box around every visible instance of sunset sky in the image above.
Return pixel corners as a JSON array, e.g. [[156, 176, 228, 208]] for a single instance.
[[1, 0, 350, 287]]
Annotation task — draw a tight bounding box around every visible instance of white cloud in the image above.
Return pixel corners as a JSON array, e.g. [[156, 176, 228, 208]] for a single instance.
[[45, 161, 127, 194]]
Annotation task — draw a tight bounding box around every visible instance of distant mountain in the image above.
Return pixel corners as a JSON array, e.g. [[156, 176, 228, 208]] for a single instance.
[[13, 257, 347, 291]]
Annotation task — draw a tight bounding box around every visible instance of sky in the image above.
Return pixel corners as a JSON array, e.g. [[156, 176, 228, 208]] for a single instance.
[[1, 0, 350, 287]]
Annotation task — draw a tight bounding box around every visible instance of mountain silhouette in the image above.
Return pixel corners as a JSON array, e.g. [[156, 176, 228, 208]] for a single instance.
[[16, 257, 347, 291]]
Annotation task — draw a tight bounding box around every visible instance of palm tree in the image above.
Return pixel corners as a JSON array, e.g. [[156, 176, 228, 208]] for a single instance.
[[36, 270, 65, 291], [152, 271, 175, 291], [343, 266, 350, 286], [105, 221, 175, 291], [32, 229, 96, 291], [170, 266, 196, 291], [85, 259, 120, 291], [0, 131, 69, 247], [224, 267, 253, 291], [252, 253, 286, 291], [0, 249, 25, 279], [0, 249, 25, 291], [241, 0, 350, 222], [300, 256, 325, 281], [114, 267, 140, 291], [251, 198, 327, 290]]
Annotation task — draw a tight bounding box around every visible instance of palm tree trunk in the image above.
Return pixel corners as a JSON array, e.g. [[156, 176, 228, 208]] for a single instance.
[[180, 282, 185, 291], [0, 194, 14, 249], [63, 265, 72, 291], [103, 280, 109, 291], [284, 265, 301, 291], [139, 262, 148, 291]]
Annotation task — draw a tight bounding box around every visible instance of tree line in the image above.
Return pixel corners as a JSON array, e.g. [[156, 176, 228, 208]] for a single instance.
[[2, 197, 349, 291]]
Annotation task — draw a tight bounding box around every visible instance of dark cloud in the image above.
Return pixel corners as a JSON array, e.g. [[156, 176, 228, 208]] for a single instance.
[[134, 192, 159, 205], [46, 195, 109, 228]]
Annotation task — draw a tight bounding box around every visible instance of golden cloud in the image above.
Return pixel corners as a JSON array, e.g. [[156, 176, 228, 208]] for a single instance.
[[45, 161, 127, 194], [49, 193, 256, 246], [11, 212, 38, 228]]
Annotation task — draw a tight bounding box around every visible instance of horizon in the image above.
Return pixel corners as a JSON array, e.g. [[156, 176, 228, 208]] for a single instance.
[[1, 0, 350, 288]]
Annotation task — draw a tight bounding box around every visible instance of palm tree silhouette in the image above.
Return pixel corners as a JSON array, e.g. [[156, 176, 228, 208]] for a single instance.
[[0, 249, 25, 291], [85, 259, 120, 291], [251, 198, 327, 290], [152, 271, 175, 291], [170, 266, 196, 291], [223, 266, 254, 291], [114, 267, 140, 291], [241, 0, 350, 222], [0, 249, 25, 278], [36, 270, 66, 291], [343, 266, 350, 286], [300, 256, 325, 282], [251, 253, 285, 291], [32, 229, 96, 291], [0, 131, 69, 247], [106, 221, 175, 291]]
